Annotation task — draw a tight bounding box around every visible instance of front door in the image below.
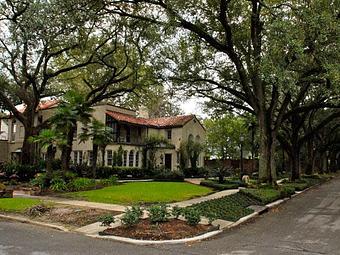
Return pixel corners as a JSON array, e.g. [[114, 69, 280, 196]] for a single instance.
[[164, 153, 172, 170]]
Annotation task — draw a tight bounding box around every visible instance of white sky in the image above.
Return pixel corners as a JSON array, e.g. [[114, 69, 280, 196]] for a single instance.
[[180, 97, 208, 118]]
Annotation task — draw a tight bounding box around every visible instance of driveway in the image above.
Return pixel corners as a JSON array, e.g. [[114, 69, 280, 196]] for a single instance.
[[1, 176, 340, 255]]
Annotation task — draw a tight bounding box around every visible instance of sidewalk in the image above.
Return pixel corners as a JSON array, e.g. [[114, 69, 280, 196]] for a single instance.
[[13, 192, 127, 212]]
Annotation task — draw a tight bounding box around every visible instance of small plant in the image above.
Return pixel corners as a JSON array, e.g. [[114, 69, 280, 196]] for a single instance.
[[50, 177, 67, 192], [26, 204, 51, 217], [147, 204, 169, 224], [99, 176, 118, 187], [171, 205, 183, 219], [121, 206, 142, 227], [67, 178, 96, 191], [183, 208, 201, 226], [206, 212, 217, 224], [99, 214, 115, 226]]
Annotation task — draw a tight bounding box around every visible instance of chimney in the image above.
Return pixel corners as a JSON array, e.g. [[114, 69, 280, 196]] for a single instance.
[[137, 106, 149, 119]]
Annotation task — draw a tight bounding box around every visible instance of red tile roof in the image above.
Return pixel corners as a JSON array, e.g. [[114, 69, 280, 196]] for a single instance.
[[16, 99, 59, 113], [106, 111, 195, 128]]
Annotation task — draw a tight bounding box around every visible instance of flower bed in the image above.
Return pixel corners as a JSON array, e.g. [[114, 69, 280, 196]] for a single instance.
[[99, 219, 215, 240]]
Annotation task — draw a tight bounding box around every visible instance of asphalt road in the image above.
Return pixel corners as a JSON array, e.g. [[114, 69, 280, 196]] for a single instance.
[[1, 176, 340, 255]]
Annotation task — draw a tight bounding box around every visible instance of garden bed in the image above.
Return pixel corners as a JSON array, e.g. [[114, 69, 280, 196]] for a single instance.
[[99, 219, 215, 240], [190, 193, 261, 222], [28, 205, 120, 228]]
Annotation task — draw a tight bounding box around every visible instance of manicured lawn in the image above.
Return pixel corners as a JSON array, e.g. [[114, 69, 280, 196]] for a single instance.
[[0, 198, 43, 212], [64, 182, 213, 205]]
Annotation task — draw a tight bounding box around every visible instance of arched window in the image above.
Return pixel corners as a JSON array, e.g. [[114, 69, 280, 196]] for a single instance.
[[123, 151, 128, 166], [195, 135, 201, 143], [188, 134, 194, 142], [129, 150, 134, 167], [135, 151, 139, 167]]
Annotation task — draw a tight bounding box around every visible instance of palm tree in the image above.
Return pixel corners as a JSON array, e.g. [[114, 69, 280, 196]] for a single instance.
[[29, 129, 66, 184], [51, 91, 93, 173], [79, 119, 114, 178]]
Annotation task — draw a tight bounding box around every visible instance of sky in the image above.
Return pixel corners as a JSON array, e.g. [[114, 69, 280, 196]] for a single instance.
[[180, 97, 208, 118]]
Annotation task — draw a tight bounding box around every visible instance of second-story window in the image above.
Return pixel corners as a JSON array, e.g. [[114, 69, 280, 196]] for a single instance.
[[167, 130, 172, 140]]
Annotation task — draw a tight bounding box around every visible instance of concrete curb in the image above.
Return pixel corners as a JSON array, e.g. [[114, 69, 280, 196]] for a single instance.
[[87, 229, 223, 245], [0, 214, 69, 232]]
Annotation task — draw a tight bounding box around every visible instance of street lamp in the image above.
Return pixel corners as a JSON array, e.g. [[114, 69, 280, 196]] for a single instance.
[[240, 135, 244, 179]]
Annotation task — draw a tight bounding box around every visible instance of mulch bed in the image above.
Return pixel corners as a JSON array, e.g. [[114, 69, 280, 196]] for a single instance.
[[27, 205, 120, 228], [100, 219, 217, 240]]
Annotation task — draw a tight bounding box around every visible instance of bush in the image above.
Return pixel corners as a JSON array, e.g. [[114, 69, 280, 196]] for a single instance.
[[183, 167, 209, 178], [2, 162, 41, 182], [240, 188, 282, 205], [66, 178, 96, 192], [183, 208, 201, 226], [153, 169, 184, 181], [200, 179, 242, 190], [99, 214, 115, 226], [147, 204, 169, 224], [121, 206, 143, 227], [76, 165, 152, 179], [278, 185, 295, 198], [30, 173, 48, 189], [98, 176, 118, 187], [171, 206, 183, 219], [281, 181, 309, 191], [50, 177, 67, 192]]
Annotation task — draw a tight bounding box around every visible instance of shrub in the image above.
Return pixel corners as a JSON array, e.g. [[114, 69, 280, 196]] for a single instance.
[[183, 208, 201, 226], [66, 178, 96, 192], [183, 167, 209, 178], [121, 206, 143, 227], [281, 181, 309, 191], [2, 162, 41, 182], [200, 179, 242, 190], [147, 204, 169, 224], [171, 205, 183, 219], [50, 177, 67, 192], [278, 185, 295, 198], [240, 188, 281, 205], [98, 176, 118, 187], [99, 214, 115, 226], [153, 169, 184, 181], [30, 173, 48, 189]]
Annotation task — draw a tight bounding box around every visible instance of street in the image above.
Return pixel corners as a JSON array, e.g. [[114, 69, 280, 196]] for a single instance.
[[1, 177, 340, 255]]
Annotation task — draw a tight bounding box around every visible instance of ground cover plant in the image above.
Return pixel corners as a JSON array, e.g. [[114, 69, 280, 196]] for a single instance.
[[0, 198, 43, 212], [190, 193, 261, 222], [200, 179, 243, 190], [64, 182, 212, 205]]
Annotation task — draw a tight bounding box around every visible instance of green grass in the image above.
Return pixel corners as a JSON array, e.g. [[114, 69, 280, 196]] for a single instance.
[[190, 193, 261, 222], [0, 198, 43, 212], [64, 182, 213, 205]]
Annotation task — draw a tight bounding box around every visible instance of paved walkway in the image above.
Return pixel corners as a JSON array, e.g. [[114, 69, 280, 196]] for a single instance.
[[14, 192, 127, 212], [170, 189, 239, 207], [184, 178, 204, 185]]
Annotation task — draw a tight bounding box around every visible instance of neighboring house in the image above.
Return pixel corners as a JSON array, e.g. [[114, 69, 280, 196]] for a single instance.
[[0, 102, 206, 171]]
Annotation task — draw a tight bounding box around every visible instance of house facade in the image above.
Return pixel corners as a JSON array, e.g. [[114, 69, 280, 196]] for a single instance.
[[0, 102, 206, 171]]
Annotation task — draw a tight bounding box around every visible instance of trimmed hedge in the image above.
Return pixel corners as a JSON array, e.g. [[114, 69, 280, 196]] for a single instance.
[[240, 188, 282, 205], [200, 179, 242, 190]]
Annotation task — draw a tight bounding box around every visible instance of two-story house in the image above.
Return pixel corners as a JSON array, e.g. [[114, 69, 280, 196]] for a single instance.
[[0, 102, 206, 171]]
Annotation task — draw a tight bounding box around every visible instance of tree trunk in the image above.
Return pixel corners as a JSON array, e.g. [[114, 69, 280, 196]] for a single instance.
[[45, 145, 56, 186], [92, 144, 98, 178], [290, 144, 301, 181], [258, 114, 277, 184], [305, 139, 314, 175], [61, 125, 76, 173], [21, 126, 37, 165], [101, 146, 106, 167]]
